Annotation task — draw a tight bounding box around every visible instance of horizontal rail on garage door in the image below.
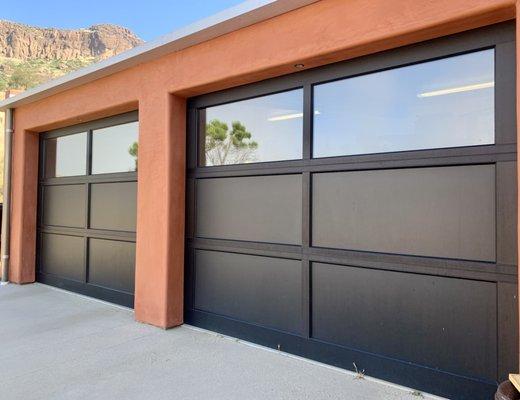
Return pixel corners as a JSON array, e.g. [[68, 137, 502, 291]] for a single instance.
[[39, 226, 136, 241], [40, 173, 137, 186], [188, 145, 516, 179], [187, 237, 517, 283]]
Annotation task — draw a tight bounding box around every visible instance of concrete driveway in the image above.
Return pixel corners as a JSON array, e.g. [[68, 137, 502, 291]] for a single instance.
[[0, 283, 443, 400]]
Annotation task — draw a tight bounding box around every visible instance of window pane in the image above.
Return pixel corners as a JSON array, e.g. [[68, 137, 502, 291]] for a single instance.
[[313, 49, 494, 158], [200, 89, 303, 166], [92, 121, 139, 174], [44, 132, 87, 178]]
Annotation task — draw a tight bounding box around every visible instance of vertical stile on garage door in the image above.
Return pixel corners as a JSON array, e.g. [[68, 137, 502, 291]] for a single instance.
[[495, 36, 518, 378], [185, 22, 518, 400], [301, 82, 312, 338], [84, 127, 92, 286]]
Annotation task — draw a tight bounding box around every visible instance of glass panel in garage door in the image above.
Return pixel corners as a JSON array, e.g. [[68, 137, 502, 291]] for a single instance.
[[92, 121, 139, 174], [313, 49, 494, 158], [199, 89, 303, 166], [44, 132, 87, 178]]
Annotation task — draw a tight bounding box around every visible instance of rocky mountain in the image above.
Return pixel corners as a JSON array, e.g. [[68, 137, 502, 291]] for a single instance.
[[0, 20, 143, 61], [0, 20, 143, 90]]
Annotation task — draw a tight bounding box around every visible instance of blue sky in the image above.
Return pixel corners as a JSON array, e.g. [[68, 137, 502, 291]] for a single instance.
[[4, 0, 245, 41]]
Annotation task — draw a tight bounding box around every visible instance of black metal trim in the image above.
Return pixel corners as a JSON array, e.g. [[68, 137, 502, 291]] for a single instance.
[[185, 309, 498, 400], [37, 272, 134, 308], [41, 172, 137, 185], [188, 237, 516, 282], [39, 227, 136, 241], [43, 111, 138, 139], [188, 144, 516, 178]]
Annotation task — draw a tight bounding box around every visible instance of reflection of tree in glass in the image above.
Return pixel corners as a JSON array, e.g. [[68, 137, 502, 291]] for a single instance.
[[205, 119, 258, 165], [128, 141, 138, 171]]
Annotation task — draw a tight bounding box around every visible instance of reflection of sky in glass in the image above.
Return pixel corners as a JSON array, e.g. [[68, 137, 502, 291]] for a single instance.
[[92, 122, 139, 174], [313, 49, 494, 158], [204, 89, 303, 165], [48, 132, 87, 177]]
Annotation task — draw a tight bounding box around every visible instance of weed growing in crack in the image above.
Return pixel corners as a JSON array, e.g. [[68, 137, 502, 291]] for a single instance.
[[352, 362, 365, 380]]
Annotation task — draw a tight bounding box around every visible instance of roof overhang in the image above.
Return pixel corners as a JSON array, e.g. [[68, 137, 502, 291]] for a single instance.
[[0, 0, 319, 111]]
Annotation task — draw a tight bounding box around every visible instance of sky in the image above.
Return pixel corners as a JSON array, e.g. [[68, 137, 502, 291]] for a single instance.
[[4, 0, 245, 41]]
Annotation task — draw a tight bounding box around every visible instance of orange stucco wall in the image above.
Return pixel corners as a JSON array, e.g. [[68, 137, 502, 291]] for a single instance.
[[9, 0, 517, 329]]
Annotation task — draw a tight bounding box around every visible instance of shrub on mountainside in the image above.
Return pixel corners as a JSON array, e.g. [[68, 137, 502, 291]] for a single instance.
[[0, 57, 96, 90]]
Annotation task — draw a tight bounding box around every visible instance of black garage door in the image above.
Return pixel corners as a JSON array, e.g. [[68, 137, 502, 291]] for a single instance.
[[185, 23, 518, 400], [37, 112, 138, 307]]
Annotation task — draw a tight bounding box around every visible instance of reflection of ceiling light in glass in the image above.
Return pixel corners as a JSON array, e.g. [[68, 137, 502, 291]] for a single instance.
[[418, 81, 494, 98], [268, 110, 320, 122]]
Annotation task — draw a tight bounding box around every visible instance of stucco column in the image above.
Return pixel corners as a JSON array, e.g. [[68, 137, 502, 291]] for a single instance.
[[134, 92, 186, 329], [9, 125, 38, 284]]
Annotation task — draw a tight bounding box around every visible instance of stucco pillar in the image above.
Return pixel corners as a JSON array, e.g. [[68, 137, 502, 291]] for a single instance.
[[9, 126, 38, 284], [134, 92, 186, 329]]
